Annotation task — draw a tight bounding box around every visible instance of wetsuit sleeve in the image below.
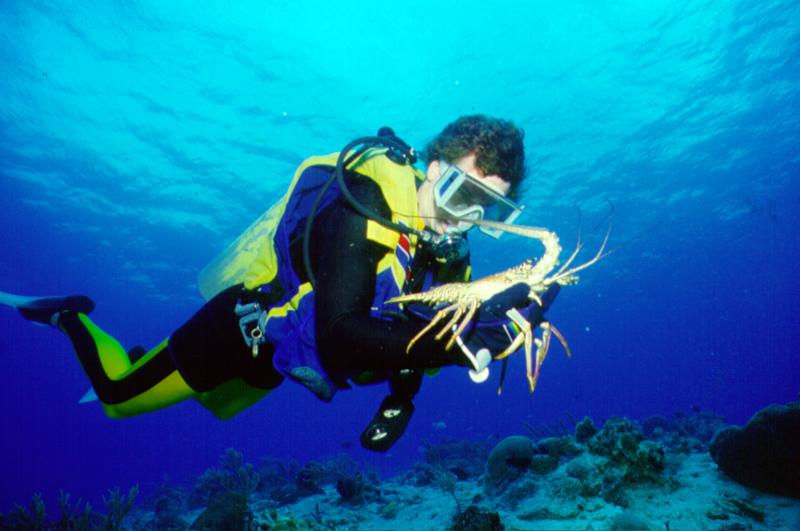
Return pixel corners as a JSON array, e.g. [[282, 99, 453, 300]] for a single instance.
[[310, 176, 465, 373]]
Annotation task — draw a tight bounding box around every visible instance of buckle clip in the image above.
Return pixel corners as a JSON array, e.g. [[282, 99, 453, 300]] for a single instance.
[[235, 300, 268, 358]]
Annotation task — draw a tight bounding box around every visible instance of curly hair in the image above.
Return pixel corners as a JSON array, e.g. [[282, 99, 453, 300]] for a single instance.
[[424, 115, 526, 199]]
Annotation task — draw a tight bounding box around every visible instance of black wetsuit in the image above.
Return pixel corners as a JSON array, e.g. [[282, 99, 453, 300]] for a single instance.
[[61, 172, 467, 405]]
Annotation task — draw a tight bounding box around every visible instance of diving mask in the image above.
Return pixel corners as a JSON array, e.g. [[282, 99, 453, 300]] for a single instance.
[[433, 162, 524, 238]]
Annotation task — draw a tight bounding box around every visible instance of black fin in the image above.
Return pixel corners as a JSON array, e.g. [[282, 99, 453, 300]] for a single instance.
[[11, 294, 95, 326], [360, 395, 415, 452]]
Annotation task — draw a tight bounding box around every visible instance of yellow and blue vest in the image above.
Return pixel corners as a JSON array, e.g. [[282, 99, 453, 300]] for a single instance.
[[197, 149, 427, 403]]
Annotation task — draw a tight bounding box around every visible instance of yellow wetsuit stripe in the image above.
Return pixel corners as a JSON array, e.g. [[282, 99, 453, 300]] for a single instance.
[[77, 313, 132, 379], [195, 380, 272, 420], [265, 282, 313, 320], [77, 314, 195, 418], [102, 371, 194, 418]]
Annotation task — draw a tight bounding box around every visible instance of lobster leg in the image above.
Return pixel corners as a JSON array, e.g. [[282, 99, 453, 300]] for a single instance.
[[444, 299, 480, 350], [406, 303, 459, 353], [434, 304, 465, 342]]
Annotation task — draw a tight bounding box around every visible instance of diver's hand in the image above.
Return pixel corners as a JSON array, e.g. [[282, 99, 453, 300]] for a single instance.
[[402, 283, 560, 369], [480, 282, 559, 323], [461, 283, 560, 362]]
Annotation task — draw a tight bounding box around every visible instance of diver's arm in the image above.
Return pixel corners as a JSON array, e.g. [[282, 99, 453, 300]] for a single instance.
[[310, 177, 464, 373]]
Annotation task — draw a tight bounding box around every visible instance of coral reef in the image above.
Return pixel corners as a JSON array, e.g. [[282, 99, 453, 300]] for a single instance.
[[102, 486, 140, 530], [0, 493, 48, 531], [588, 417, 666, 484], [0, 486, 138, 531], [421, 438, 490, 481], [190, 491, 250, 530], [643, 409, 728, 452], [196, 451, 370, 507], [709, 401, 800, 498], [574, 415, 599, 443], [335, 472, 381, 506], [673, 410, 727, 445], [7, 409, 800, 531], [250, 508, 315, 530], [147, 483, 188, 530], [190, 448, 259, 508], [292, 461, 327, 497], [535, 435, 582, 460], [480, 416, 675, 508], [528, 453, 559, 475], [404, 438, 490, 495]]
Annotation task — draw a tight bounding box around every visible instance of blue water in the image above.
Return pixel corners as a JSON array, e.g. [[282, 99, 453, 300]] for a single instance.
[[1, 0, 798, 514]]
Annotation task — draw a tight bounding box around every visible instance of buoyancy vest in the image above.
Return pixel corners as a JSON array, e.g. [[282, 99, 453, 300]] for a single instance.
[[197, 148, 428, 403]]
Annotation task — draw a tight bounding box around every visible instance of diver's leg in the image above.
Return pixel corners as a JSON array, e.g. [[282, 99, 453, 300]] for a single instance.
[[37, 283, 282, 419], [167, 284, 284, 392], [2, 289, 191, 416], [58, 312, 195, 418]]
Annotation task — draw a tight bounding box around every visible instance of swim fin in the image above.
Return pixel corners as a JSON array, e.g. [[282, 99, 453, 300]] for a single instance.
[[359, 395, 415, 452], [0, 290, 95, 327], [79, 387, 98, 404]]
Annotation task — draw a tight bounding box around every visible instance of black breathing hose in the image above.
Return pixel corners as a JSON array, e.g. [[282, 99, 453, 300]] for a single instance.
[[302, 130, 426, 288]]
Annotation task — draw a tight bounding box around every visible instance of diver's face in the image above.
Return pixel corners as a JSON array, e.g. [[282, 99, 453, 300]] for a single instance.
[[418, 153, 511, 235]]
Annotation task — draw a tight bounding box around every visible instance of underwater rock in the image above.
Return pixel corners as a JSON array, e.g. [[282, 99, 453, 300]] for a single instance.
[[575, 416, 598, 443], [673, 410, 728, 444], [599, 468, 630, 507], [588, 417, 642, 460], [625, 440, 666, 483], [705, 492, 767, 526], [379, 500, 401, 519], [529, 454, 559, 475], [407, 462, 450, 487], [642, 411, 727, 453], [565, 455, 594, 481], [484, 436, 534, 496], [668, 434, 705, 454], [294, 461, 326, 496], [709, 402, 800, 498], [519, 505, 580, 521], [151, 486, 188, 530], [153, 512, 188, 531], [335, 472, 381, 506], [609, 510, 651, 530], [336, 475, 365, 505], [550, 475, 583, 500], [411, 439, 491, 485], [499, 477, 538, 509], [190, 491, 250, 530], [256, 457, 293, 493], [536, 435, 583, 459], [269, 484, 301, 505], [641, 415, 671, 437], [449, 505, 505, 531]]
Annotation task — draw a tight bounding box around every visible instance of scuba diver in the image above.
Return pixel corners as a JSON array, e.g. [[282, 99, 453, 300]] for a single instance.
[[1, 115, 559, 451]]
